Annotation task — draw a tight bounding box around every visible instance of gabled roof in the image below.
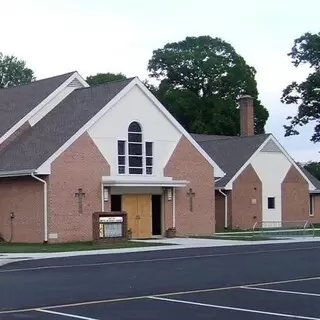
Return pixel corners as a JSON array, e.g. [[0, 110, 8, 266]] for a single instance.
[[300, 166, 320, 190], [0, 78, 134, 173], [0, 71, 75, 139], [192, 133, 270, 188]]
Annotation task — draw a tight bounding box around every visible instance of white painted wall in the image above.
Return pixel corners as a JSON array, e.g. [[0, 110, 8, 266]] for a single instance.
[[251, 150, 291, 223], [88, 84, 182, 178], [111, 187, 163, 194]]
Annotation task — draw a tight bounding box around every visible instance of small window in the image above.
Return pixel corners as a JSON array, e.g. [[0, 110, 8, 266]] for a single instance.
[[268, 197, 275, 209], [145, 142, 153, 175], [117, 140, 126, 174], [309, 195, 314, 216]]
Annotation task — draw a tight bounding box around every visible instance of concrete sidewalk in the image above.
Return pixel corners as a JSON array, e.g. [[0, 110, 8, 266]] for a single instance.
[[1, 236, 320, 267]]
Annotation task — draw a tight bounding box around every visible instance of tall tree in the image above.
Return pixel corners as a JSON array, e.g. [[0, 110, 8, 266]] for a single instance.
[[86, 72, 126, 86], [0, 52, 35, 88], [147, 36, 269, 135], [281, 32, 320, 142], [303, 161, 320, 180]]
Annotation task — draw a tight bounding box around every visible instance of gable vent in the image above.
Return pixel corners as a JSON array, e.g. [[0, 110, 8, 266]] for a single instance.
[[67, 78, 83, 88], [261, 140, 281, 153]]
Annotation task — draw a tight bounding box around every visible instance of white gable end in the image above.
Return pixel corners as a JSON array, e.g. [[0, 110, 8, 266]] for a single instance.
[[29, 72, 88, 127], [251, 144, 291, 223], [87, 84, 182, 178]]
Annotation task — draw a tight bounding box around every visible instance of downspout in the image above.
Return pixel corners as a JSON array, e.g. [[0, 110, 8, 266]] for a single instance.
[[218, 189, 228, 229], [172, 188, 176, 228], [31, 172, 48, 243]]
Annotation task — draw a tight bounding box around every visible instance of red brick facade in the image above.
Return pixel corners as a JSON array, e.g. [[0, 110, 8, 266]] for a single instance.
[[48, 132, 110, 243], [311, 195, 320, 223], [281, 165, 309, 222], [164, 135, 215, 236], [0, 176, 44, 243], [231, 164, 262, 229]]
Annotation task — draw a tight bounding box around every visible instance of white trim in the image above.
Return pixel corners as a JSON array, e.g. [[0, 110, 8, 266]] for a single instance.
[[101, 183, 104, 212], [37, 79, 137, 173], [309, 194, 315, 216], [31, 173, 48, 243], [225, 134, 317, 190], [37, 77, 225, 177], [101, 176, 188, 188], [172, 187, 176, 228], [134, 78, 225, 178], [218, 189, 228, 228], [0, 72, 89, 145]]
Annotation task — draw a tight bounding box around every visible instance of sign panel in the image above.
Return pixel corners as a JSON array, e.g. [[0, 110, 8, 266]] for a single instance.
[[99, 216, 123, 223]]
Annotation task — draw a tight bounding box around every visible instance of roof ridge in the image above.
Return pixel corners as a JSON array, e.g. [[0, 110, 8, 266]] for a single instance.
[[0, 71, 76, 91], [82, 76, 136, 89]]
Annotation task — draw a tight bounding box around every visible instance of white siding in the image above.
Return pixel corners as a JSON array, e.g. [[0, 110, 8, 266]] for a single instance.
[[88, 84, 182, 178], [251, 150, 291, 223]]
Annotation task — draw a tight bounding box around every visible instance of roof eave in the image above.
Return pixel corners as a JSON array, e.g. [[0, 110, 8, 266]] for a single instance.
[[0, 169, 36, 178]]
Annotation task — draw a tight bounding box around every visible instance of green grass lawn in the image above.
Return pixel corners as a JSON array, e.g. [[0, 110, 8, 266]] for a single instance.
[[0, 240, 171, 253]]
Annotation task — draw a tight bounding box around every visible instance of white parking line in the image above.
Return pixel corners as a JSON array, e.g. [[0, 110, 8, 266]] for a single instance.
[[36, 309, 99, 320], [148, 296, 320, 319], [241, 286, 320, 297], [2, 245, 320, 273]]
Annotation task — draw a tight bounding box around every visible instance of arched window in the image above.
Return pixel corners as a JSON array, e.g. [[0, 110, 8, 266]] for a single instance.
[[117, 121, 153, 175], [128, 122, 143, 174]]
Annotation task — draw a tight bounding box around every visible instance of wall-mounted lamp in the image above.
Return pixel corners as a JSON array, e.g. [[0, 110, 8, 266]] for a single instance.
[[167, 188, 172, 201], [103, 188, 109, 201]]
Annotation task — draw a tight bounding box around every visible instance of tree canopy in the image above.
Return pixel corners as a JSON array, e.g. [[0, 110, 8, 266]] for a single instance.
[[281, 32, 320, 142], [147, 36, 269, 135], [302, 161, 320, 180], [86, 72, 126, 86], [0, 52, 35, 88]]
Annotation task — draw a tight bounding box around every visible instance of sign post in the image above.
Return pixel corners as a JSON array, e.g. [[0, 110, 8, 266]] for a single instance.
[[92, 212, 128, 243]]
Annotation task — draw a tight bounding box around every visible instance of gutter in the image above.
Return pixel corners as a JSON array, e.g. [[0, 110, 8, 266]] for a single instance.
[[31, 172, 48, 244], [218, 189, 228, 229], [0, 169, 35, 178]]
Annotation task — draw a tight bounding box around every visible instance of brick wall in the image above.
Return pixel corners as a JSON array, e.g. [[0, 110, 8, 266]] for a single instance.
[[232, 164, 262, 229], [311, 194, 320, 224], [164, 136, 215, 236], [215, 191, 225, 231], [281, 165, 309, 222], [0, 176, 44, 243], [48, 132, 110, 243]]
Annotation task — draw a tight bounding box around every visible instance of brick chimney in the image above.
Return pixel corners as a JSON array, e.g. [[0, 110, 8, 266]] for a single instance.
[[239, 94, 254, 136]]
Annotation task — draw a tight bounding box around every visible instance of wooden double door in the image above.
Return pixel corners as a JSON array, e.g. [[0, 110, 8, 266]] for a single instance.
[[122, 194, 152, 239]]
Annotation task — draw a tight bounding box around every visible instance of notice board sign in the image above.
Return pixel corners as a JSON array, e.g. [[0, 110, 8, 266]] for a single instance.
[[92, 212, 128, 243]]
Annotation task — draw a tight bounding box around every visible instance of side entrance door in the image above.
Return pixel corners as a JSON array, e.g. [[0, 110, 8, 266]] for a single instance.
[[122, 194, 152, 239]]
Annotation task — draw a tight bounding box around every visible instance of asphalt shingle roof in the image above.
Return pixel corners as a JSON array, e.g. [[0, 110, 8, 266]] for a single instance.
[[0, 71, 75, 138], [192, 133, 270, 188], [0, 77, 134, 173]]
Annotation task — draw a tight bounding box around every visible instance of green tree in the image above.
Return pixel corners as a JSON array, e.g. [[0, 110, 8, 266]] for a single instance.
[[86, 72, 126, 86], [281, 32, 320, 142], [303, 161, 320, 180], [0, 52, 35, 88], [147, 36, 269, 135]]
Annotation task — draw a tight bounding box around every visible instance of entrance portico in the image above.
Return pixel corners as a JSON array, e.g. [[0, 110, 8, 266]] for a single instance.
[[101, 177, 188, 239]]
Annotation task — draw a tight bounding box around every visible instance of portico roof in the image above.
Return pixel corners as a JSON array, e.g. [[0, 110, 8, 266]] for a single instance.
[[101, 176, 189, 187]]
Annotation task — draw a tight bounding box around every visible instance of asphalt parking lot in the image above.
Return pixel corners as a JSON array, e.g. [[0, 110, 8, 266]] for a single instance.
[[1, 242, 320, 319]]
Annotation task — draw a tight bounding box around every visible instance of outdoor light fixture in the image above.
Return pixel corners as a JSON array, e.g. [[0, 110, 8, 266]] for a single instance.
[[103, 187, 109, 201], [167, 188, 172, 201]]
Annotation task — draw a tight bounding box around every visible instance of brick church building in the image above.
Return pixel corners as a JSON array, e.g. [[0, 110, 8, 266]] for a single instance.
[[0, 71, 319, 243]]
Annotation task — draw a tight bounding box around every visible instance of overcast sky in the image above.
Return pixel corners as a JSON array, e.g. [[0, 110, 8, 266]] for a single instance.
[[2, 0, 319, 162]]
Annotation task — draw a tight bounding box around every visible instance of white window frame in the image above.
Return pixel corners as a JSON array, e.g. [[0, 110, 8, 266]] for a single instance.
[[309, 195, 315, 216], [116, 121, 154, 176], [267, 197, 275, 209]]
